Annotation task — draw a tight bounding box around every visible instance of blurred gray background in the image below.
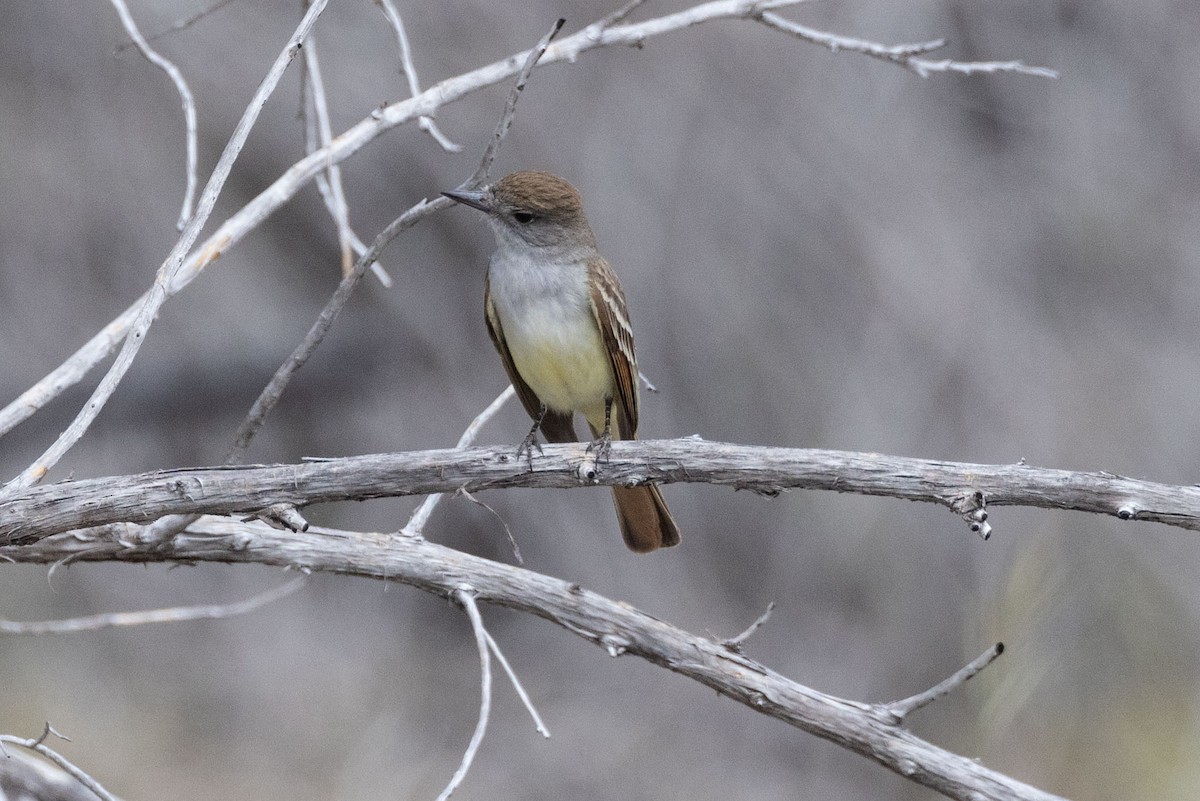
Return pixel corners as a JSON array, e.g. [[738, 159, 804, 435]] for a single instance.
[[2, 1, 1199, 798]]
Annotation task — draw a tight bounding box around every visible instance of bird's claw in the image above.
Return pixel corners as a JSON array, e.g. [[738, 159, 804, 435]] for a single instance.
[[586, 430, 612, 463], [516, 431, 543, 471]]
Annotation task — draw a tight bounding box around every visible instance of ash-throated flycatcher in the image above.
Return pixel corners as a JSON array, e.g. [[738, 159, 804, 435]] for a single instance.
[[443, 171, 680, 553]]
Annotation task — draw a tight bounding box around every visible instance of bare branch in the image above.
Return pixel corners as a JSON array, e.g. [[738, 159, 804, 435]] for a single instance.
[[302, 59, 394, 287], [374, 0, 461, 151], [882, 643, 1005, 724], [2, 517, 1066, 801], [4, 0, 330, 491], [436, 587, 493, 801], [585, 0, 649, 39], [757, 11, 1058, 78], [302, 30, 357, 276], [0, 747, 112, 801], [0, 725, 118, 801], [484, 629, 550, 738], [0, 576, 307, 635], [114, 0, 240, 54], [2, 440, 1196, 546], [107, 0, 199, 228], [464, 18, 565, 191], [906, 57, 1060, 79]]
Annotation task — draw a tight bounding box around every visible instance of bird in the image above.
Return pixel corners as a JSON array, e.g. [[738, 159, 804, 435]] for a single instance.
[[443, 171, 680, 553]]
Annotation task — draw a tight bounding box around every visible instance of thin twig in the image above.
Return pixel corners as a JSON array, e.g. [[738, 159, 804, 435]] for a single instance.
[[483, 629, 550, 737], [402, 386, 515, 536], [722, 600, 776, 651], [114, 0, 241, 54], [4, 0, 330, 492], [458, 487, 522, 565], [882, 643, 1005, 723], [905, 58, 1060, 80], [301, 30, 356, 277], [585, 0, 648, 39], [436, 587, 492, 801], [375, 0, 461, 151], [302, 77, 393, 287], [757, 11, 1058, 78], [224, 196, 436, 464], [107, 0, 199, 228], [0, 576, 307, 635], [465, 18, 565, 190], [0, 725, 118, 801]]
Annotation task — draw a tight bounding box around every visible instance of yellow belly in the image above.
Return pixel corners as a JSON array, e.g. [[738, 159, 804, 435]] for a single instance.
[[507, 316, 613, 425]]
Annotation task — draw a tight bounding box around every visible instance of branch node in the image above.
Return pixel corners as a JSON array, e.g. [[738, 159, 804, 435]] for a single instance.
[[577, 460, 597, 482], [245, 503, 311, 532], [1117, 504, 1139, 520], [881, 642, 1004, 724], [600, 633, 628, 657], [722, 601, 776, 652], [952, 490, 991, 540]]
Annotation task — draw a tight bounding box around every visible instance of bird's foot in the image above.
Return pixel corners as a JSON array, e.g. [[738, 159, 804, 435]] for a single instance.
[[585, 429, 612, 464], [516, 430, 543, 472]]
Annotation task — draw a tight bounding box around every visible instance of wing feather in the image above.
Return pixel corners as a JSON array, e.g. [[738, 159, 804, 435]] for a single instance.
[[587, 257, 639, 439]]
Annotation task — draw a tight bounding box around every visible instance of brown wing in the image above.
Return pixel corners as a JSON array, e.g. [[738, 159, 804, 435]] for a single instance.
[[587, 256, 639, 439], [484, 275, 577, 443]]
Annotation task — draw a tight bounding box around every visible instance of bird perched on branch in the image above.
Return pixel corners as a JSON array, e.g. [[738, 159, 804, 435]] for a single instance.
[[444, 171, 680, 553]]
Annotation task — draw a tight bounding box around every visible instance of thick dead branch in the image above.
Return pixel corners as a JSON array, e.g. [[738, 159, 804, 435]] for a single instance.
[[1, 517, 1065, 801], [0, 440, 1194, 546]]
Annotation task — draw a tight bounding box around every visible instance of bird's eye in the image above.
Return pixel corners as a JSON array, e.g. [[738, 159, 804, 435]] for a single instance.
[[512, 211, 536, 224]]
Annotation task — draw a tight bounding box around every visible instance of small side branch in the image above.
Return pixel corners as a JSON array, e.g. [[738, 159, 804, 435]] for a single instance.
[[757, 11, 1058, 78], [108, 0, 199, 228], [436, 587, 493, 801], [0, 576, 307, 635], [463, 18, 565, 191], [722, 600, 776, 652], [375, 0, 461, 151], [881, 643, 1005, 724], [301, 30, 360, 278], [113, 0, 240, 53], [484, 629, 550, 737]]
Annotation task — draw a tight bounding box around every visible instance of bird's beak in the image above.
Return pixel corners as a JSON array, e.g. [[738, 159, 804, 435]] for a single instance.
[[441, 187, 492, 213]]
